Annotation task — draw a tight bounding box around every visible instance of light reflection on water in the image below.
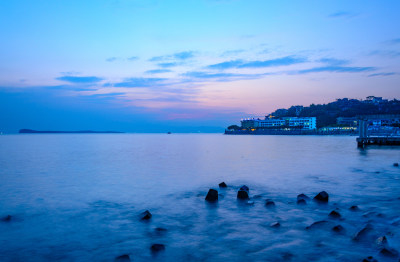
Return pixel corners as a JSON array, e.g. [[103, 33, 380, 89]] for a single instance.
[[0, 134, 399, 261]]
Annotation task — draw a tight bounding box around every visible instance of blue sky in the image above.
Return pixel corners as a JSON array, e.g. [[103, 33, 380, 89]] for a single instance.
[[0, 0, 399, 133]]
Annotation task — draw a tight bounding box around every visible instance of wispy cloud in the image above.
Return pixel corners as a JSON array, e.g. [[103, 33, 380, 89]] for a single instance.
[[318, 58, 349, 66], [207, 56, 306, 70], [127, 56, 139, 61], [112, 77, 166, 87], [158, 62, 180, 68], [106, 57, 118, 62], [370, 50, 400, 58], [328, 11, 357, 18], [221, 49, 245, 57], [298, 66, 375, 74], [368, 72, 397, 77], [56, 76, 103, 83], [183, 71, 269, 82], [146, 69, 172, 74], [149, 51, 195, 62]]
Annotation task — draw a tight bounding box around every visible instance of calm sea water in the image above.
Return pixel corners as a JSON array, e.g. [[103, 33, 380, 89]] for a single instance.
[[0, 134, 399, 261]]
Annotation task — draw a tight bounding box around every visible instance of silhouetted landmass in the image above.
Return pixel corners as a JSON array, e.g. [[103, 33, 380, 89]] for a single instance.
[[270, 97, 400, 128], [19, 129, 124, 134]]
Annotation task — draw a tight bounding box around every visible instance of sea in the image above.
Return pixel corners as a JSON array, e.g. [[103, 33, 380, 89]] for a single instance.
[[0, 134, 399, 261]]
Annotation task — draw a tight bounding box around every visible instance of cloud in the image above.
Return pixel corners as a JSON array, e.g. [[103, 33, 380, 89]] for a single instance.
[[207, 56, 306, 70], [369, 50, 400, 58], [149, 51, 195, 62], [106, 57, 118, 62], [145, 69, 172, 74], [112, 77, 166, 87], [328, 11, 357, 18], [368, 72, 397, 77], [221, 49, 245, 57], [318, 58, 349, 66], [56, 76, 103, 84], [127, 56, 139, 61], [157, 62, 180, 68], [183, 71, 268, 82], [298, 66, 375, 74]]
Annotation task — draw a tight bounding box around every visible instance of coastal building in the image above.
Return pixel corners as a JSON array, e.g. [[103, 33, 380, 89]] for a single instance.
[[336, 117, 358, 127], [241, 117, 317, 130]]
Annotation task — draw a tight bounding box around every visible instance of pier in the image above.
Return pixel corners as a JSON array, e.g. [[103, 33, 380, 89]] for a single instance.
[[356, 115, 400, 147]]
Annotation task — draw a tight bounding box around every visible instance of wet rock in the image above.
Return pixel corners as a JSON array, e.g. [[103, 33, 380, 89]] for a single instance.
[[140, 210, 152, 220], [1, 215, 11, 222], [205, 189, 218, 202], [362, 256, 378, 262], [265, 200, 275, 207], [297, 193, 310, 201], [394, 163, 399, 167], [380, 247, 399, 258], [297, 199, 307, 205], [349, 205, 360, 211], [270, 222, 280, 228], [332, 225, 345, 233], [329, 210, 341, 219], [151, 244, 165, 252], [115, 254, 131, 261], [353, 224, 373, 241], [306, 220, 329, 230], [240, 185, 249, 192], [314, 191, 329, 202], [375, 236, 388, 246], [218, 182, 227, 188], [237, 190, 249, 200]]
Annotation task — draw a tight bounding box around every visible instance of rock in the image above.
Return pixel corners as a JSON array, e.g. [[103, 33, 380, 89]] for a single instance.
[[1, 215, 11, 222], [314, 191, 329, 202], [306, 220, 328, 230], [155, 227, 167, 232], [375, 236, 388, 246], [140, 210, 152, 220], [349, 205, 360, 211], [218, 182, 227, 188], [240, 185, 249, 192], [380, 247, 399, 257], [329, 210, 341, 219], [297, 199, 307, 205], [151, 244, 165, 252], [115, 254, 131, 261], [394, 163, 399, 167], [253, 194, 263, 199], [332, 225, 345, 233], [362, 256, 378, 262], [265, 200, 275, 207], [297, 193, 310, 201], [270, 222, 280, 228], [205, 189, 218, 202], [353, 224, 373, 241], [237, 190, 249, 200]]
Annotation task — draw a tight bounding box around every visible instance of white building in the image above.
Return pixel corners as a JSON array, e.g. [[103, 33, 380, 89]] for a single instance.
[[241, 117, 317, 130]]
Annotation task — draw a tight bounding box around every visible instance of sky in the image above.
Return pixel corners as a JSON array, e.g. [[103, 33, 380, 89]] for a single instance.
[[0, 0, 399, 133]]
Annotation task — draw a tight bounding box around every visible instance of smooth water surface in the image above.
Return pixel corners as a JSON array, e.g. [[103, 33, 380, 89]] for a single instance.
[[0, 134, 399, 261]]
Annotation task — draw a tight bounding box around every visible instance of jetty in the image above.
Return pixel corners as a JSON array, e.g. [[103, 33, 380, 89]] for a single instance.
[[356, 115, 400, 147]]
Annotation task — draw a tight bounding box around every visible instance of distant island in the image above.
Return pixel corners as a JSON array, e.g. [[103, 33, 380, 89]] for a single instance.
[[19, 129, 124, 134]]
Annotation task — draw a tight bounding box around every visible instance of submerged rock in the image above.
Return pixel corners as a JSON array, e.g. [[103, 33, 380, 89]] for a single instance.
[[151, 244, 165, 252], [349, 205, 360, 211], [329, 210, 341, 219], [306, 220, 329, 230], [394, 163, 399, 167], [297, 193, 310, 201], [140, 210, 152, 220], [265, 200, 275, 207], [297, 199, 307, 205], [380, 247, 399, 257], [155, 227, 167, 232], [314, 191, 329, 202], [237, 190, 249, 200], [218, 182, 227, 188], [115, 254, 131, 261], [362, 256, 378, 262], [205, 189, 218, 202], [353, 224, 373, 241], [1, 215, 11, 222], [332, 225, 345, 233], [240, 185, 249, 192], [270, 222, 281, 228], [375, 236, 388, 246]]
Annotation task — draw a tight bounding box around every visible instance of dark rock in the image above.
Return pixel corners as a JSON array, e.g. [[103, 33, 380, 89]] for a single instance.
[[306, 220, 328, 230], [375, 236, 388, 246], [362, 256, 378, 262], [270, 222, 280, 228], [218, 182, 227, 188], [155, 227, 167, 232], [237, 190, 249, 200], [115, 254, 131, 261], [380, 247, 399, 257], [332, 225, 345, 233], [265, 200, 275, 207], [349, 205, 360, 211], [314, 191, 329, 202], [297, 193, 310, 201], [151, 244, 165, 252], [1, 215, 11, 222], [353, 224, 373, 241], [140, 210, 152, 220], [394, 163, 399, 167], [297, 199, 307, 205], [329, 210, 341, 219], [239, 185, 249, 192], [205, 189, 218, 202]]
